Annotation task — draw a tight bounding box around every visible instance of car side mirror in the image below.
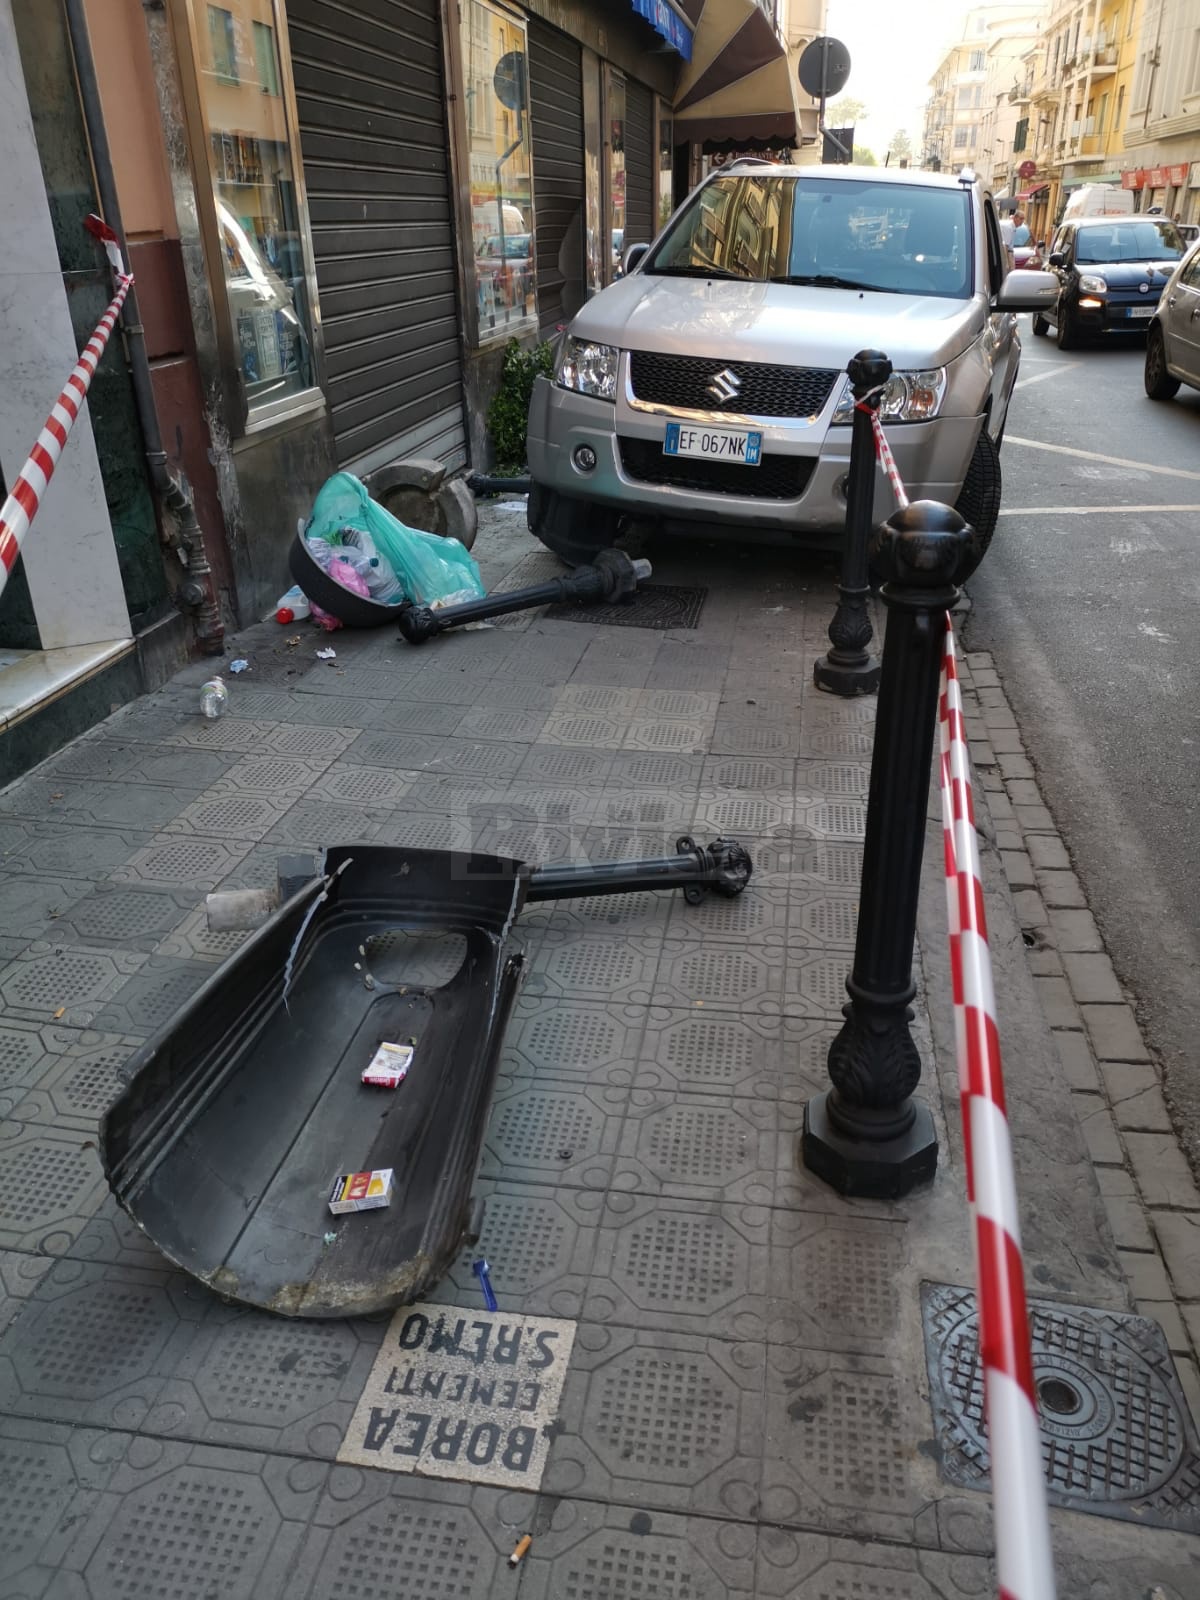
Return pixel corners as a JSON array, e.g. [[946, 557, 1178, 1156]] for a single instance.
[[621, 242, 650, 276], [995, 268, 1059, 312], [1048, 251, 1065, 268]]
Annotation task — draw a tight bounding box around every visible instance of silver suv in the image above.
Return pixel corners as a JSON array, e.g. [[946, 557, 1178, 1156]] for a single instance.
[[526, 163, 1056, 564]]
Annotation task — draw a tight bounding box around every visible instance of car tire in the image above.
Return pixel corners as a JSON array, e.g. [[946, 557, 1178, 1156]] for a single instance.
[[1055, 301, 1080, 350], [954, 426, 1002, 555], [1144, 325, 1180, 401], [527, 482, 621, 566], [1032, 312, 1050, 336]]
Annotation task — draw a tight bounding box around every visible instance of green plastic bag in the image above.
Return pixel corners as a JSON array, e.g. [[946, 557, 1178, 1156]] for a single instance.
[[305, 472, 484, 608]]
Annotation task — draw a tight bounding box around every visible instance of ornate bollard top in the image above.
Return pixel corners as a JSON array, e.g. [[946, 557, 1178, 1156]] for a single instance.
[[870, 499, 986, 597], [847, 349, 893, 397]]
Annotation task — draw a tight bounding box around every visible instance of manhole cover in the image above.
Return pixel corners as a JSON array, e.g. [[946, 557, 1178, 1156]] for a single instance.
[[922, 1282, 1200, 1530], [544, 583, 707, 629]]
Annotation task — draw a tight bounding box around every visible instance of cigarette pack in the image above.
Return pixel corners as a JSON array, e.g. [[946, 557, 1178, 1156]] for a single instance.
[[328, 1168, 394, 1214], [362, 1041, 413, 1089]]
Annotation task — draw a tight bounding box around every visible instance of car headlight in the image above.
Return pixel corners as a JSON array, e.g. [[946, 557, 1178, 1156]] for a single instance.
[[555, 338, 619, 401], [1078, 274, 1108, 293], [832, 368, 947, 425]]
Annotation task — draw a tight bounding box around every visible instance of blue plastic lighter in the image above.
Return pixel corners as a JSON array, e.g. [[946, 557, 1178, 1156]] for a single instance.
[[473, 1257, 498, 1312]]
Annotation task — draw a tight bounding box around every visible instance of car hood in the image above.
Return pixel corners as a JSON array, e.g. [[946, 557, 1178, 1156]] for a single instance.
[[1077, 259, 1180, 286], [569, 274, 985, 370]]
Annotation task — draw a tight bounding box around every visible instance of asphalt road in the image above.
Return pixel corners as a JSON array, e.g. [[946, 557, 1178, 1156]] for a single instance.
[[965, 319, 1200, 1169]]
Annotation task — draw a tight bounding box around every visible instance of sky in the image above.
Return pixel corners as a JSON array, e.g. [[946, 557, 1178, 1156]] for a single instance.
[[824, 0, 979, 158]]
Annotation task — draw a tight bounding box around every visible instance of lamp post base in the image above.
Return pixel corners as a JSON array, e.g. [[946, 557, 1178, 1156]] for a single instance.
[[813, 652, 881, 696], [802, 1091, 938, 1198]]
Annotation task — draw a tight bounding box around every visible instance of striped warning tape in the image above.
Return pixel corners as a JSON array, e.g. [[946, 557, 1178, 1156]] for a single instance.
[[0, 217, 132, 599], [938, 621, 1056, 1600], [856, 400, 910, 510]]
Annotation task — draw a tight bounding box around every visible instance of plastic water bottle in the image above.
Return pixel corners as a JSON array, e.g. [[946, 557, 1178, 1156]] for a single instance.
[[199, 676, 229, 719], [275, 584, 311, 624]]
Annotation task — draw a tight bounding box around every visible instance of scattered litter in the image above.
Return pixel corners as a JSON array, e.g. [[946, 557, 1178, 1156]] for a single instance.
[[323, 1231, 337, 1245], [329, 1168, 394, 1215], [472, 1256, 498, 1312], [286, 634, 301, 648], [53, 1006, 65, 1019], [509, 1536, 532, 1568], [494, 498, 528, 514], [199, 676, 228, 719], [275, 584, 311, 624], [362, 1041, 413, 1088], [229, 658, 250, 673], [50, 791, 63, 800], [316, 646, 337, 660]]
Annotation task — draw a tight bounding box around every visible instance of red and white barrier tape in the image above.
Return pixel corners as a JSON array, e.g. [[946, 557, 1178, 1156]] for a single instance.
[[856, 399, 910, 509], [939, 623, 1056, 1600], [0, 216, 132, 597]]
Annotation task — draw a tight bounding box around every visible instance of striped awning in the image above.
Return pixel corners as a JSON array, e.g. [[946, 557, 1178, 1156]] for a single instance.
[[672, 0, 800, 150]]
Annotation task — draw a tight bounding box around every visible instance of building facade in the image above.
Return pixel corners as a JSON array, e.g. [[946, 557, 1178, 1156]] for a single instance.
[[2, 0, 800, 775], [923, 3, 1047, 181]]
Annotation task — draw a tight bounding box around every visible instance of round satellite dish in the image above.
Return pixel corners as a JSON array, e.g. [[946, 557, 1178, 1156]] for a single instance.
[[798, 37, 851, 100], [494, 51, 527, 112]]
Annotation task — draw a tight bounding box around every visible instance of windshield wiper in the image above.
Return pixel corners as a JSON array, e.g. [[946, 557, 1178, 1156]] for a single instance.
[[650, 264, 757, 281], [773, 273, 901, 293]]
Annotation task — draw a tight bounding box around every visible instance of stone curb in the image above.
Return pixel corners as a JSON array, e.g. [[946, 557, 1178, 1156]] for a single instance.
[[959, 650, 1200, 1424]]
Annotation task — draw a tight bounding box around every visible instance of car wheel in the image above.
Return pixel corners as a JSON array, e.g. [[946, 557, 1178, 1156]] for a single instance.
[[1144, 325, 1180, 401], [954, 427, 1002, 556], [1032, 312, 1050, 336], [1055, 301, 1080, 350], [527, 482, 621, 566]]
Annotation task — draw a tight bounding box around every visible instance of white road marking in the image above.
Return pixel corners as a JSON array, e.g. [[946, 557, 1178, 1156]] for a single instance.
[[999, 504, 1200, 516], [1014, 364, 1078, 389], [1005, 436, 1200, 481]]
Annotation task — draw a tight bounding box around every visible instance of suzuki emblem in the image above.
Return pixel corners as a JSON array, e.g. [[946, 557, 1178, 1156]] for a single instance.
[[706, 367, 742, 403]]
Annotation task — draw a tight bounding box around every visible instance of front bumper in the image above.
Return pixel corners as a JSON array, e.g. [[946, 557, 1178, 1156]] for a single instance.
[[527, 375, 983, 537], [1072, 295, 1162, 334]]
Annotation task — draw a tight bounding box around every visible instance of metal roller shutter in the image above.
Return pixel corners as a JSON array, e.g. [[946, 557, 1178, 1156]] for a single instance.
[[528, 20, 584, 333], [288, 0, 466, 473], [625, 79, 654, 251]]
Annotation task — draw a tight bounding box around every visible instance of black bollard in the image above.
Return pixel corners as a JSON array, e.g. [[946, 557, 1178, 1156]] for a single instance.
[[397, 548, 650, 644], [813, 350, 893, 697], [803, 499, 986, 1198]]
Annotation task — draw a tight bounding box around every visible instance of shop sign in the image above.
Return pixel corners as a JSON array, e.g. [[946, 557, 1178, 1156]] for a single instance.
[[1147, 167, 1168, 188], [1122, 169, 1146, 189], [1167, 163, 1189, 186], [1190, 163, 1200, 190]]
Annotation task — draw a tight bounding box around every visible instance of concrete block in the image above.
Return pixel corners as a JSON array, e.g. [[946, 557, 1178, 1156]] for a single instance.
[[1152, 1211, 1200, 1299], [1033, 975, 1081, 1030], [1048, 907, 1103, 951], [1036, 870, 1086, 908], [1055, 1029, 1099, 1092], [1015, 803, 1056, 832], [997, 753, 1035, 781], [1112, 1087, 1173, 1134], [1027, 834, 1070, 871], [1027, 948, 1064, 977], [1101, 1189, 1155, 1252], [1126, 1133, 1200, 1209], [1062, 952, 1123, 1004], [1081, 1004, 1150, 1063], [1074, 1093, 1124, 1164], [1136, 1299, 1192, 1354], [1119, 1247, 1173, 1303], [1000, 850, 1035, 890], [1005, 778, 1042, 807], [1011, 889, 1048, 929], [988, 728, 1025, 754]]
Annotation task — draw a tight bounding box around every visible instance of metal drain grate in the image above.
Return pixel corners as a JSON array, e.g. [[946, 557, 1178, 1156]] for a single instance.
[[545, 583, 707, 630], [922, 1282, 1200, 1530]]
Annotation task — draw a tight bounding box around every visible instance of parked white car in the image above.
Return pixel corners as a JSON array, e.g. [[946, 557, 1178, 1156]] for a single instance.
[[526, 163, 1056, 565], [1144, 242, 1200, 401]]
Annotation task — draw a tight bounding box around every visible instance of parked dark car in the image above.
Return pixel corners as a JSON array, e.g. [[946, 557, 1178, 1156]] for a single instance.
[[1034, 216, 1186, 349]]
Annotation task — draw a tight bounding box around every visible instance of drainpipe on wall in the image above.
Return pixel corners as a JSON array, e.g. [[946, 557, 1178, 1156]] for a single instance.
[[63, 0, 225, 656]]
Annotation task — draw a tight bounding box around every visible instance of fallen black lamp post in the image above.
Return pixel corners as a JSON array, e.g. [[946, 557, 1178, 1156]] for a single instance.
[[814, 349, 892, 697], [803, 498, 985, 1198], [397, 547, 650, 644]]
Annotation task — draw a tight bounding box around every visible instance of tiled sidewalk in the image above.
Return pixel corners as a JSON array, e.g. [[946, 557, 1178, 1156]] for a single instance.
[[0, 508, 1197, 1597]]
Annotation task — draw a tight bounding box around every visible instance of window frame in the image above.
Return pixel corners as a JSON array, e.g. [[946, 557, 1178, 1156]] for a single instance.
[[444, 0, 538, 348], [171, 0, 326, 438]]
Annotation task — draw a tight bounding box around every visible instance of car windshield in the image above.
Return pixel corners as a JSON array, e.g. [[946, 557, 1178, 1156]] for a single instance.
[[1075, 221, 1184, 262], [645, 174, 974, 299]]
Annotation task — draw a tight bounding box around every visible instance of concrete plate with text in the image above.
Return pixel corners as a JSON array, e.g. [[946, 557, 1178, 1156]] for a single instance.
[[338, 1301, 577, 1490]]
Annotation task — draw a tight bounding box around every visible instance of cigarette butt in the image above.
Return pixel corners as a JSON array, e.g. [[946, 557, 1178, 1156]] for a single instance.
[[53, 1007, 65, 1019], [509, 1534, 532, 1567]]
